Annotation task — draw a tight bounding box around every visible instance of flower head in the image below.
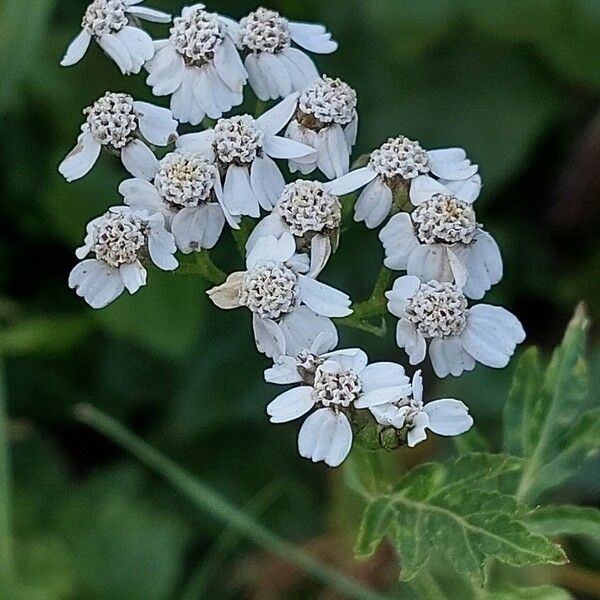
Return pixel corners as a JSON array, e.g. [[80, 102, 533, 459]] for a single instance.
[[61, 0, 170, 74], [69, 207, 177, 308], [266, 347, 412, 466], [386, 275, 525, 377]]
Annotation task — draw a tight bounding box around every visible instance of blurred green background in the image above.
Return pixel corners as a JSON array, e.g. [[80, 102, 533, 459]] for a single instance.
[[0, 0, 599, 598]]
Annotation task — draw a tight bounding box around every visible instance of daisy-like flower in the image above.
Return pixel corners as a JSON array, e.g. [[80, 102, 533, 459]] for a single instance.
[[119, 151, 238, 254], [379, 179, 502, 299], [246, 180, 342, 277], [236, 7, 337, 101], [386, 275, 525, 378], [266, 347, 411, 467], [61, 0, 171, 74], [285, 75, 358, 179], [69, 206, 178, 308], [176, 93, 314, 218], [59, 92, 178, 182], [355, 370, 473, 447], [326, 137, 481, 229], [206, 233, 352, 359], [145, 4, 247, 125]]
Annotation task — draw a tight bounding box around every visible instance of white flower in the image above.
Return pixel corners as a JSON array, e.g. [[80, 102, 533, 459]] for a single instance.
[[355, 370, 473, 447], [119, 151, 238, 253], [145, 4, 247, 125], [61, 0, 171, 74], [59, 92, 178, 182], [379, 180, 502, 299], [246, 180, 341, 277], [326, 138, 481, 229], [386, 276, 525, 378], [236, 7, 338, 101], [266, 347, 411, 467], [206, 233, 352, 359], [285, 75, 358, 179], [177, 94, 313, 217], [69, 206, 178, 308]]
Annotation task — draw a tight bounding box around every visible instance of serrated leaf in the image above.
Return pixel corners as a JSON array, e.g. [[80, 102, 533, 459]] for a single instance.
[[354, 454, 565, 582], [354, 497, 392, 558], [526, 504, 600, 541]]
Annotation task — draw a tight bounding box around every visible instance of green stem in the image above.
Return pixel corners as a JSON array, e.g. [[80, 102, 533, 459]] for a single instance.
[[75, 405, 393, 600], [0, 358, 13, 584], [254, 98, 268, 117], [177, 251, 226, 284]]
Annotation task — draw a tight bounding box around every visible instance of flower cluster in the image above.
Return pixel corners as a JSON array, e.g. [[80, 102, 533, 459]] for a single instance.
[[60, 2, 524, 467]]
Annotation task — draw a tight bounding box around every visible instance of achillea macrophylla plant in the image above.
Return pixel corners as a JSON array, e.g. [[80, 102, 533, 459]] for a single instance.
[[61, 3, 600, 594]]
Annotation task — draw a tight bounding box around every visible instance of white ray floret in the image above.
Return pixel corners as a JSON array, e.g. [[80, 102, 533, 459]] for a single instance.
[[119, 150, 239, 253], [246, 180, 342, 276], [61, 0, 171, 74], [206, 233, 352, 359], [355, 370, 473, 447], [379, 180, 502, 299], [285, 75, 358, 179], [145, 3, 247, 125], [326, 137, 481, 228], [69, 206, 178, 308], [386, 275, 525, 378], [266, 347, 412, 467], [236, 7, 338, 101], [59, 92, 178, 182], [177, 93, 313, 217]]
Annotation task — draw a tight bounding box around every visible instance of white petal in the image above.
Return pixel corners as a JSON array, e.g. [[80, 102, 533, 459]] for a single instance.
[[441, 174, 481, 203], [385, 275, 421, 317], [245, 213, 288, 255], [308, 235, 331, 277], [250, 156, 286, 211], [284, 122, 318, 172], [171, 204, 225, 253], [316, 125, 349, 179], [279, 306, 338, 358], [325, 166, 377, 196], [298, 275, 352, 317], [223, 165, 260, 217], [206, 272, 244, 309], [298, 408, 352, 467], [461, 304, 525, 368], [253, 314, 286, 358], [354, 177, 393, 228], [412, 370, 424, 403], [213, 36, 247, 92], [126, 5, 171, 22], [264, 135, 314, 159], [406, 244, 454, 283], [321, 348, 368, 373], [267, 387, 315, 423], [427, 148, 478, 181], [279, 47, 319, 91], [246, 233, 296, 269], [98, 33, 133, 74], [424, 399, 473, 436], [369, 404, 409, 428], [176, 130, 215, 156], [113, 26, 154, 74], [119, 178, 163, 213], [256, 92, 299, 136], [258, 52, 292, 99], [173, 68, 205, 125], [69, 259, 124, 308], [146, 46, 186, 95], [264, 355, 303, 384], [359, 362, 410, 392], [120, 260, 147, 293], [147, 213, 178, 270], [408, 175, 452, 206], [407, 412, 430, 447], [58, 131, 101, 182], [309, 329, 338, 355], [395, 319, 427, 365], [379, 213, 419, 270], [60, 29, 91, 66], [134, 101, 178, 146], [288, 22, 338, 54], [429, 336, 476, 378], [354, 386, 412, 409], [245, 53, 270, 101], [121, 140, 159, 180], [344, 114, 358, 150]]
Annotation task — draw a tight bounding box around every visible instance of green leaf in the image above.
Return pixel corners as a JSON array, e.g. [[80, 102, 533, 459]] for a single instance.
[[526, 504, 600, 541], [485, 584, 572, 600], [508, 305, 593, 502], [354, 454, 565, 582]]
